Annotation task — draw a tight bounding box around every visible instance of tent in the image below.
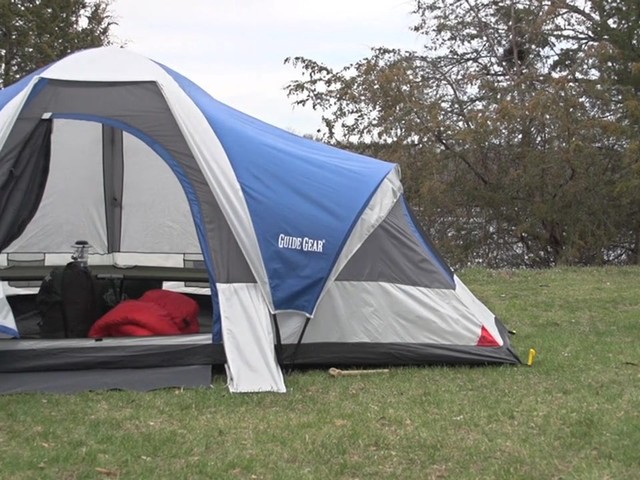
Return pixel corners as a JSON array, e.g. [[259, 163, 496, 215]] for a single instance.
[[0, 48, 520, 394]]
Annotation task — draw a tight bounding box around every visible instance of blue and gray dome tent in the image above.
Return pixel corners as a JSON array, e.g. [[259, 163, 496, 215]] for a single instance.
[[0, 48, 520, 393]]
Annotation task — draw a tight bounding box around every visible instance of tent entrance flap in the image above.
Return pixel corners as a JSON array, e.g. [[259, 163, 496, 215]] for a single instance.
[[0, 119, 52, 251], [220, 283, 286, 393]]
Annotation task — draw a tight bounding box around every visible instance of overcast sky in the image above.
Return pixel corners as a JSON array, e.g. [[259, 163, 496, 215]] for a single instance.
[[111, 0, 420, 134]]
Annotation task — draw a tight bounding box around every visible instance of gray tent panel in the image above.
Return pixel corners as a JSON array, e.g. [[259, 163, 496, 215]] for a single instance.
[[337, 199, 454, 289]]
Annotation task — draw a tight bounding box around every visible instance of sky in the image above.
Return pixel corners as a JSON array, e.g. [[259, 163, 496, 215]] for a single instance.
[[111, 0, 421, 135]]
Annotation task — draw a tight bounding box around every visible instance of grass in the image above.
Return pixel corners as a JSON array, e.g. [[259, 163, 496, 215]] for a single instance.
[[1, 266, 639, 479]]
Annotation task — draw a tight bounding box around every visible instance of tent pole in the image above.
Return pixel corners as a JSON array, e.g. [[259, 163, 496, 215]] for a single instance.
[[289, 316, 311, 368], [271, 313, 283, 366]]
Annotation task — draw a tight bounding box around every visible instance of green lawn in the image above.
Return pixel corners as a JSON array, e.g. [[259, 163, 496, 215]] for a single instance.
[[1, 267, 639, 479]]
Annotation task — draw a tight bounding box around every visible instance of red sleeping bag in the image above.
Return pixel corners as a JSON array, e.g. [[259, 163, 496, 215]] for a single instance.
[[139, 289, 200, 334], [89, 289, 200, 338]]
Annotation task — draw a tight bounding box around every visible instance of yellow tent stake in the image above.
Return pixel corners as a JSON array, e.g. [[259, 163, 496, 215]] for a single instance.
[[527, 348, 537, 366]]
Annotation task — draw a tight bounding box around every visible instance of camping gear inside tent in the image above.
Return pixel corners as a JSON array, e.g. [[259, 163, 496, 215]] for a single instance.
[[0, 48, 520, 394]]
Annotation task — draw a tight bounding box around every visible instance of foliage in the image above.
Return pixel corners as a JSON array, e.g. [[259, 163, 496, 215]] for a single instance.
[[1, 267, 639, 479], [0, 0, 116, 88], [286, 0, 640, 268]]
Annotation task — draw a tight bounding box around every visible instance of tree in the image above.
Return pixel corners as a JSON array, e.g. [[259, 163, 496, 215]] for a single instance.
[[0, 0, 116, 88], [286, 0, 640, 267]]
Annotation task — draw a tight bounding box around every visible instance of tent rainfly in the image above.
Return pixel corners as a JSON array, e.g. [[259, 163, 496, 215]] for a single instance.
[[0, 48, 520, 394]]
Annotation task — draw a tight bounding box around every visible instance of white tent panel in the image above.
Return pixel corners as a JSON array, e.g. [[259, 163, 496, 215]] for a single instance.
[[6, 119, 107, 254], [120, 132, 200, 253], [453, 275, 503, 346], [307, 281, 486, 345], [41, 47, 166, 82]]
